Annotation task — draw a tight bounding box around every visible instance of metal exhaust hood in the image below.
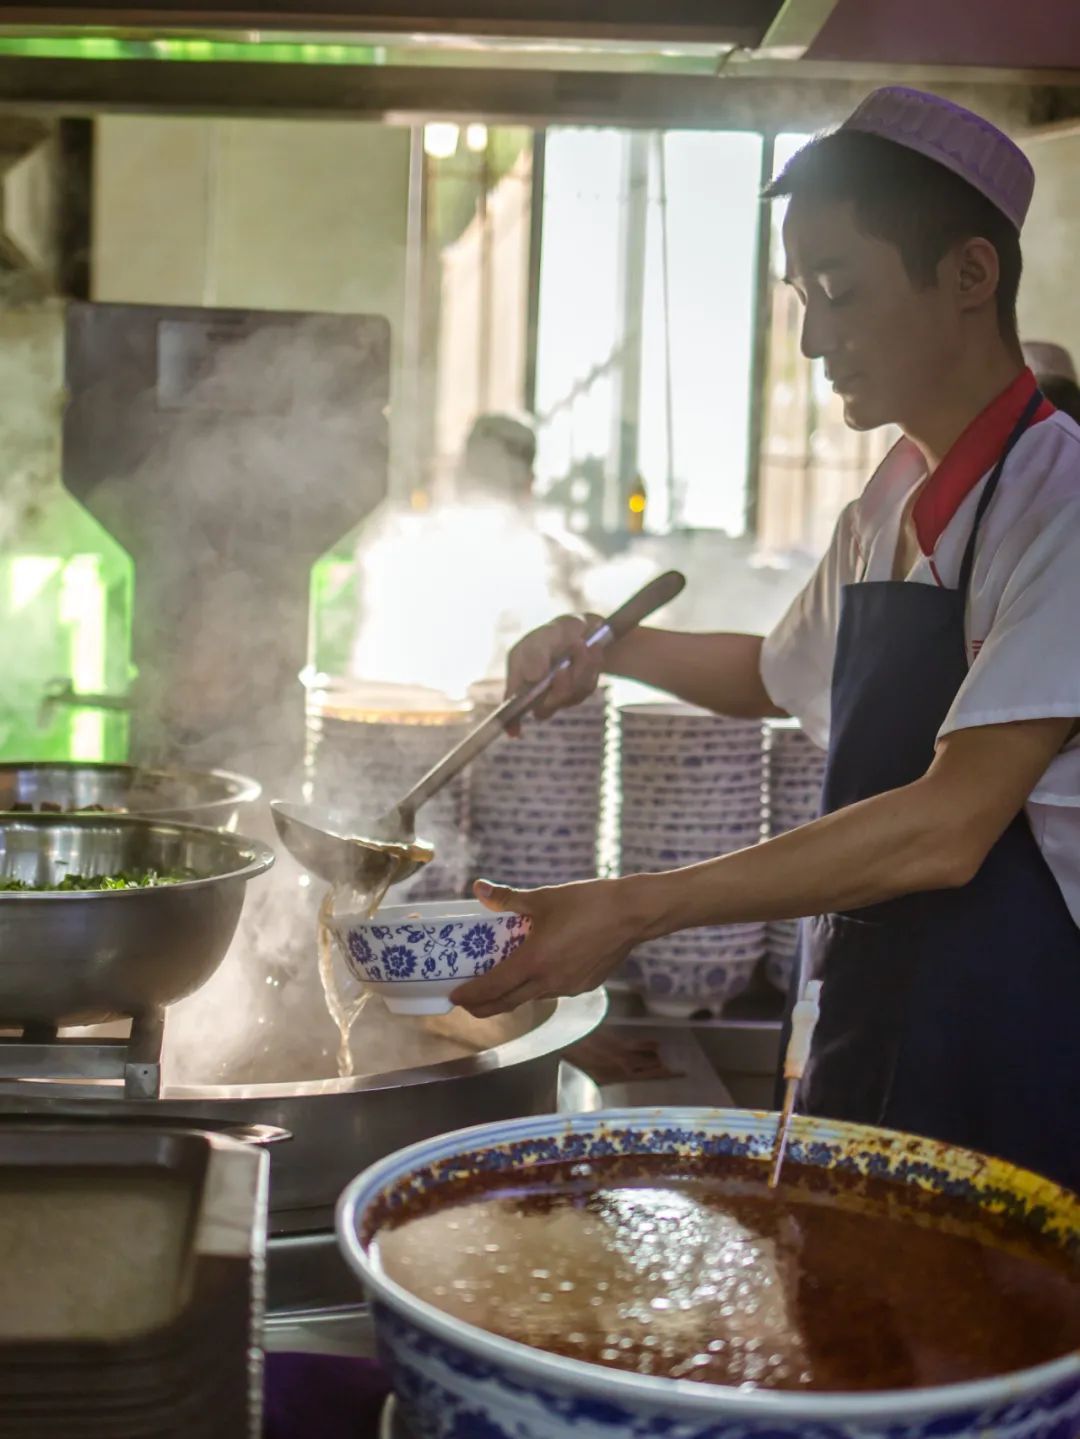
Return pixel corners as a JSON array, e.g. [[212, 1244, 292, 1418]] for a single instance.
[[0, 1, 785, 45]]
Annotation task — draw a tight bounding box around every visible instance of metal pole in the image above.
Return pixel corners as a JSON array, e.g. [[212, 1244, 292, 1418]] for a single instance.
[[609, 129, 649, 533], [397, 122, 427, 504], [523, 128, 546, 416], [744, 132, 775, 540], [654, 130, 676, 523], [477, 136, 492, 412]]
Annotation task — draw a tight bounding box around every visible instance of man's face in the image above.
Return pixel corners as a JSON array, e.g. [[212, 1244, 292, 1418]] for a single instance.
[[782, 196, 961, 432]]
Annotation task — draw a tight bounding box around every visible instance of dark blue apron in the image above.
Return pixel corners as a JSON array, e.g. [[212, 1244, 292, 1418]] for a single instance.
[[801, 390, 1080, 1193]]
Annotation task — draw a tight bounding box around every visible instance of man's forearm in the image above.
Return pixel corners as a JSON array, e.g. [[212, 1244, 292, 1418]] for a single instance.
[[628, 773, 977, 937], [602, 629, 786, 719]]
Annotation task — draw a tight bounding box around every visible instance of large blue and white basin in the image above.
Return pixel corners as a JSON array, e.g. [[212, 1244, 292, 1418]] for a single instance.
[[337, 1108, 1080, 1439]]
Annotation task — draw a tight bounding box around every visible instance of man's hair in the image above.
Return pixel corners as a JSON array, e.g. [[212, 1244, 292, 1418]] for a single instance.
[[763, 129, 1022, 346]]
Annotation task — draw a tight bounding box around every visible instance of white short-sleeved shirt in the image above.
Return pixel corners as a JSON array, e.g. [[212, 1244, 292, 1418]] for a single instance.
[[760, 400, 1080, 928]]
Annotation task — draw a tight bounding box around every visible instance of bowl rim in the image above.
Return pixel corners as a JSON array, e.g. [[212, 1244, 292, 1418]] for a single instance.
[[336, 1106, 1080, 1423], [617, 703, 763, 722], [0, 813, 275, 899], [328, 900, 529, 929]]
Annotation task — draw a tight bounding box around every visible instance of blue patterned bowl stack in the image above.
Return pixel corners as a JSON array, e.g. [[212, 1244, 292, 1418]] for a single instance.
[[616, 704, 767, 1018], [337, 1107, 1080, 1439], [307, 686, 474, 903], [467, 686, 606, 891], [328, 900, 532, 1016], [764, 721, 828, 996]]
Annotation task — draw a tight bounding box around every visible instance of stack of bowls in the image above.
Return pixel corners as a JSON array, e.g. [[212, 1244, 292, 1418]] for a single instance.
[[617, 703, 766, 1018], [307, 683, 473, 902], [765, 720, 828, 994], [467, 684, 605, 890]]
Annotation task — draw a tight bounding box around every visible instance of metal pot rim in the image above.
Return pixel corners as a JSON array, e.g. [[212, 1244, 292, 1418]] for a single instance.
[[0, 812, 275, 898], [0, 761, 262, 819], [158, 990, 607, 1101]]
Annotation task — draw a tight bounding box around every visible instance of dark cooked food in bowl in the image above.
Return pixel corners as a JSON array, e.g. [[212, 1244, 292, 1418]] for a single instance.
[[338, 1109, 1080, 1439]]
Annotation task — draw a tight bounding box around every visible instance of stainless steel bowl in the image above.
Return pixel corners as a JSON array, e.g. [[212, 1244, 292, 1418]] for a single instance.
[[0, 763, 261, 831], [0, 814, 274, 1025]]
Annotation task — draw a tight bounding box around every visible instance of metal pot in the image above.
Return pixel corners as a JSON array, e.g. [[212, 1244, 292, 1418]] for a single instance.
[[0, 762, 261, 831], [0, 814, 274, 1025], [0, 992, 607, 1314]]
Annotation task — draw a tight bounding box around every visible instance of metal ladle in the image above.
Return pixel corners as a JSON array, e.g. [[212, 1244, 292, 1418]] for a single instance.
[[272, 571, 686, 896]]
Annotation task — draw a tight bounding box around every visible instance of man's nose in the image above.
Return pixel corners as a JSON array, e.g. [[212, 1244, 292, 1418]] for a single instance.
[[800, 295, 836, 362]]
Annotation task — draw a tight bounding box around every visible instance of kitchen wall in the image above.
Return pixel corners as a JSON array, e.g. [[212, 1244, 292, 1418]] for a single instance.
[[93, 116, 410, 316], [1018, 126, 1080, 362], [92, 116, 412, 480]]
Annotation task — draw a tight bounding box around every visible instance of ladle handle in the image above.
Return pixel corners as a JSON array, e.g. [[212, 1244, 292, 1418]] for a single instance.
[[400, 571, 686, 819]]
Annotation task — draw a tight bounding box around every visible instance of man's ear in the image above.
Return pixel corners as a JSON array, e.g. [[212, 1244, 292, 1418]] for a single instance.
[[953, 236, 1000, 314]]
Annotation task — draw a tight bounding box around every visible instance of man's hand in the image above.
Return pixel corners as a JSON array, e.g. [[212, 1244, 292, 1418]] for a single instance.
[[505, 614, 605, 728], [451, 876, 643, 1018]]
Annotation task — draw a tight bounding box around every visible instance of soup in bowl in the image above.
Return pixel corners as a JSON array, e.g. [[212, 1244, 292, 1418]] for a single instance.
[[337, 1108, 1080, 1439]]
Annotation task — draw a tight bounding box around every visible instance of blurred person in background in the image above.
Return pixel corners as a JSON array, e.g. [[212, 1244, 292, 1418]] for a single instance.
[[347, 412, 596, 698], [1023, 340, 1080, 424], [457, 411, 595, 617]]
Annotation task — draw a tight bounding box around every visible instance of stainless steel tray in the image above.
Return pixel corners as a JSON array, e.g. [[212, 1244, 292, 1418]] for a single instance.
[[0, 1125, 267, 1437]]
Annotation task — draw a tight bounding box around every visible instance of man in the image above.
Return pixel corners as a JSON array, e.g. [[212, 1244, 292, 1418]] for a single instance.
[[457, 411, 595, 617], [347, 411, 594, 694], [458, 412, 538, 505], [1023, 340, 1080, 424], [453, 87, 1080, 1192]]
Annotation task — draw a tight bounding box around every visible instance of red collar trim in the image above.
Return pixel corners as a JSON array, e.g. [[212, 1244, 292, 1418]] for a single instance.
[[914, 367, 1056, 555]]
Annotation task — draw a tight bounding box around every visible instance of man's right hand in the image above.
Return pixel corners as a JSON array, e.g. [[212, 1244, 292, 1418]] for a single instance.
[[505, 613, 605, 724]]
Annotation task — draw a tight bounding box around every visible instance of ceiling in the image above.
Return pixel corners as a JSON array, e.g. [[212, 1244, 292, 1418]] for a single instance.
[[0, 0, 1075, 129], [808, 0, 1080, 71]]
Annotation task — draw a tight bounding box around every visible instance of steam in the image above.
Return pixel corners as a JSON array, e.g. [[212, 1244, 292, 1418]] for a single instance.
[[60, 311, 390, 1086], [0, 300, 812, 1087], [345, 496, 595, 699], [0, 302, 69, 755]]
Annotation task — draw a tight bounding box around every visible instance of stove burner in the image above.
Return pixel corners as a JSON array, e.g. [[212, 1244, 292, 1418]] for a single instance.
[[0, 1008, 165, 1099]]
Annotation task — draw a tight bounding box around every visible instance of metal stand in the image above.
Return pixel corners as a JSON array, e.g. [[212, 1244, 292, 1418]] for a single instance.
[[0, 1009, 166, 1099]]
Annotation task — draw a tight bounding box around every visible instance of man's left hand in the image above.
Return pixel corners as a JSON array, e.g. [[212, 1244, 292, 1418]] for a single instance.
[[451, 876, 643, 1018]]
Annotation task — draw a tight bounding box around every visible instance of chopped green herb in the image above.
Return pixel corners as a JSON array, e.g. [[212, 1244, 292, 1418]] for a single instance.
[[0, 869, 196, 892]]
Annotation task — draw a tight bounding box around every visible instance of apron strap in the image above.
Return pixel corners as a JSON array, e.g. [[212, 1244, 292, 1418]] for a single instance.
[[955, 387, 1044, 597]]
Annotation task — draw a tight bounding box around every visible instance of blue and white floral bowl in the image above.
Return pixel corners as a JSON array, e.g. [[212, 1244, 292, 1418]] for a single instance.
[[338, 1108, 1080, 1439], [329, 901, 531, 1015], [621, 943, 762, 1018]]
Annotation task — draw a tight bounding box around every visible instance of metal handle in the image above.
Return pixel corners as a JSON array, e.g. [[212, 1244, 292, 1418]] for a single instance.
[[218, 1122, 293, 1148], [400, 571, 686, 820], [39, 678, 131, 729]]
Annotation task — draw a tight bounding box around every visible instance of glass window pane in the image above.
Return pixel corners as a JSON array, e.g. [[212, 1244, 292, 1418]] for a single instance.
[[639, 130, 762, 535]]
